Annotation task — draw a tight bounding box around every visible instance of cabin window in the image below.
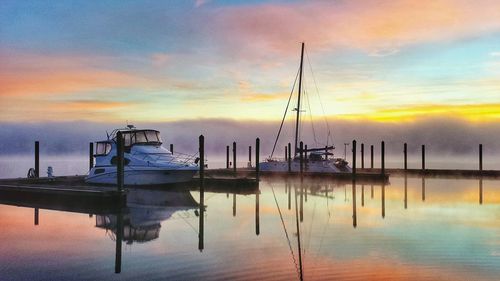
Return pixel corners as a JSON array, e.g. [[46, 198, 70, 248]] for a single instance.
[[95, 142, 111, 156], [145, 130, 160, 143], [135, 131, 148, 143]]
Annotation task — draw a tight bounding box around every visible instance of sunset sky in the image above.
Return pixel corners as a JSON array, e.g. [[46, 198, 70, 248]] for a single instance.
[[1, 0, 500, 123]]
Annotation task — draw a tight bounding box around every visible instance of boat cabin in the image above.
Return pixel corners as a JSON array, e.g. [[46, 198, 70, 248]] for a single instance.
[[113, 129, 162, 147]]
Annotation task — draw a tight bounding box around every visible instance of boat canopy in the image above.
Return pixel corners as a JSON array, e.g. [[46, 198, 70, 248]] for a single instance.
[[113, 129, 163, 147]]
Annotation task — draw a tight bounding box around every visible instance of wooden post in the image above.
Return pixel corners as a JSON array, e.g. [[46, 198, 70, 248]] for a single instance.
[[287, 143, 292, 173], [233, 142, 237, 174], [285, 146, 288, 161], [255, 138, 260, 181], [361, 143, 364, 169], [381, 141, 385, 175], [199, 135, 205, 190], [370, 145, 374, 169], [170, 143, 174, 154], [404, 143, 407, 171], [248, 145, 252, 165], [299, 141, 304, 175], [304, 144, 308, 161], [35, 141, 39, 178], [421, 144, 425, 171], [479, 144, 483, 171], [352, 140, 357, 176], [89, 142, 94, 170], [226, 145, 230, 169], [199, 135, 205, 251], [116, 132, 124, 191]]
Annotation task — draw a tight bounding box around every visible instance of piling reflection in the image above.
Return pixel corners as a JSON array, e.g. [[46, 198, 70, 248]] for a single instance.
[[479, 178, 483, 205], [382, 183, 386, 218], [232, 193, 236, 217], [404, 174, 408, 209], [352, 180, 357, 228], [34, 208, 39, 225], [361, 184, 365, 207], [422, 177, 426, 202], [255, 191, 260, 236]]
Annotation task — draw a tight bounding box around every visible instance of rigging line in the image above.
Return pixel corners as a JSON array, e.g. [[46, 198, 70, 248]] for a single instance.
[[270, 66, 301, 159], [270, 182, 301, 279], [305, 47, 335, 146], [305, 85, 319, 146]]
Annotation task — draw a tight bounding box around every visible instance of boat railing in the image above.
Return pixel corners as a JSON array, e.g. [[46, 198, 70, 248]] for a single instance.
[[134, 151, 199, 166]]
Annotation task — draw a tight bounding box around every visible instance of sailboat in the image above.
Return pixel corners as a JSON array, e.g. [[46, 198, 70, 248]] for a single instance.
[[259, 43, 351, 174]]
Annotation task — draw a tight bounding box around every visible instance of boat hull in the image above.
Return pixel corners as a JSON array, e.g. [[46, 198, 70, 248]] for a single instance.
[[85, 166, 197, 185]]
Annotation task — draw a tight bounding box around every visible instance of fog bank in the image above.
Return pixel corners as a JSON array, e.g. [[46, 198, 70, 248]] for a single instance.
[[1, 118, 499, 160]]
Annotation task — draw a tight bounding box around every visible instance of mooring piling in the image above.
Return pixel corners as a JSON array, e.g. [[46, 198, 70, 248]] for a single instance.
[[35, 141, 39, 178], [116, 132, 124, 192], [248, 146, 252, 167], [255, 138, 260, 181], [226, 145, 230, 169], [422, 145, 426, 171], [479, 144, 483, 171], [287, 143, 292, 173], [199, 135, 205, 191], [89, 142, 94, 170], [361, 143, 364, 169], [305, 144, 308, 161], [170, 144, 174, 154], [352, 140, 357, 176], [370, 145, 374, 169], [233, 142, 237, 174], [285, 146, 288, 161], [404, 142, 408, 171], [198, 135, 205, 251], [299, 141, 304, 175], [381, 141, 385, 175]]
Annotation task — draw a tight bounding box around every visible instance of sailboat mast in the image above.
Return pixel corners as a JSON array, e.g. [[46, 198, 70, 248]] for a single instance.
[[294, 42, 305, 156]]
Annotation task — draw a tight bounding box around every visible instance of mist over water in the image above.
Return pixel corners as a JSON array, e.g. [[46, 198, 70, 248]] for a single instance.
[[1, 117, 499, 178]]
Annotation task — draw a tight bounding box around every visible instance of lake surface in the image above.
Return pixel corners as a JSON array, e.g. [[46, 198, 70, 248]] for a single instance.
[[0, 175, 499, 280]]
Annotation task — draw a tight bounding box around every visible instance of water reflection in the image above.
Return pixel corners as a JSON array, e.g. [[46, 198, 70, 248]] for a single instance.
[[1, 176, 499, 280]]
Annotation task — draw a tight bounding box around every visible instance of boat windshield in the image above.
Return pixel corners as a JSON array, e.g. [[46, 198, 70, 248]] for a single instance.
[[120, 130, 162, 146], [95, 142, 112, 156]]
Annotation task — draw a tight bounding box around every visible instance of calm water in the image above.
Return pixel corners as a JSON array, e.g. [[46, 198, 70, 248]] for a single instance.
[[0, 176, 499, 280]]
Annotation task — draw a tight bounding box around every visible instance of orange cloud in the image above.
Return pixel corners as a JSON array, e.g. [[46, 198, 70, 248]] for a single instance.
[[213, 0, 500, 54]]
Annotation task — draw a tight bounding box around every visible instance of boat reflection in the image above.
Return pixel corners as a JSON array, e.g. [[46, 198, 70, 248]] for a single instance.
[[95, 188, 199, 244]]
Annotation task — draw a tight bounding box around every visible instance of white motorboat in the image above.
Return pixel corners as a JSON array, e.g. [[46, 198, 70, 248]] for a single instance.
[[86, 125, 199, 185], [260, 43, 351, 174]]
